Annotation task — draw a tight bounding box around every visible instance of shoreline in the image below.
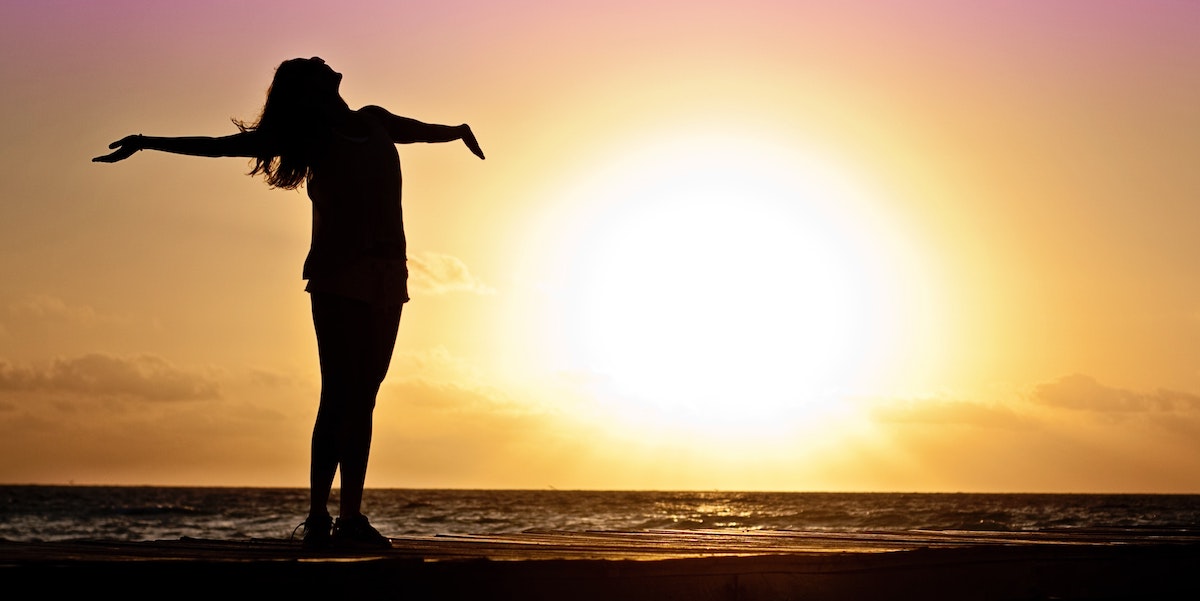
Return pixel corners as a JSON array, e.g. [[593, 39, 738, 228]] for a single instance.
[[2, 529, 1198, 600]]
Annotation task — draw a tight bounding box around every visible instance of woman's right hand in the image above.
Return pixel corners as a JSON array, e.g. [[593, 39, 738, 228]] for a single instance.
[[92, 135, 143, 163]]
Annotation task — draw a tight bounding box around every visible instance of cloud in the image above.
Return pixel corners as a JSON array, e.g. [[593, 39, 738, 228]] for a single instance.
[[0, 353, 219, 401], [862, 376, 1200, 492], [873, 398, 1029, 429], [1031, 374, 1200, 413], [6, 294, 128, 328], [407, 251, 495, 296]]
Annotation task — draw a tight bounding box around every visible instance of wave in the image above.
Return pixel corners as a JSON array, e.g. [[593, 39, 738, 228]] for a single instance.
[[3, 486, 1198, 543]]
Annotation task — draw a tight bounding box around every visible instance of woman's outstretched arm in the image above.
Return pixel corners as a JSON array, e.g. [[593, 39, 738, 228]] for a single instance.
[[361, 105, 485, 160], [92, 132, 269, 163]]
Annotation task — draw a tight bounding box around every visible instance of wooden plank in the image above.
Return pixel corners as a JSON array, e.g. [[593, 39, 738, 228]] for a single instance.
[[1, 530, 1198, 600], [3, 528, 1199, 562]]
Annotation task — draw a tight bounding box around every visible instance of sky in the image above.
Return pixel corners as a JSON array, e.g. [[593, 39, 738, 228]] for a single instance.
[[2, 0, 1199, 492]]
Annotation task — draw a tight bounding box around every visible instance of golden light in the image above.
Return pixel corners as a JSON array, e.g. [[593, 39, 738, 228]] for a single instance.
[[525, 129, 923, 435]]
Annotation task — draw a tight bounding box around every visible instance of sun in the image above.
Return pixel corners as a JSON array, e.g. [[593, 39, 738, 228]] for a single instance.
[[533, 132, 909, 431]]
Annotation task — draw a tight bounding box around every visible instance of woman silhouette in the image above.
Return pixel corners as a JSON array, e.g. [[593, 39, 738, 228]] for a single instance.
[[94, 57, 485, 549]]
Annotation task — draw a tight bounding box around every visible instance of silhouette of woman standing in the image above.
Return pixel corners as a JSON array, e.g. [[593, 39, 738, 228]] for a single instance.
[[94, 57, 485, 548]]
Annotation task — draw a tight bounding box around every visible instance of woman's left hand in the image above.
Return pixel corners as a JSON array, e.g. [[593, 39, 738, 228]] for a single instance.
[[460, 125, 485, 160]]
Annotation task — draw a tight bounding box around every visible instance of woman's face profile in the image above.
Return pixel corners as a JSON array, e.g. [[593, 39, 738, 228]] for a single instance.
[[303, 57, 342, 96], [277, 56, 342, 102]]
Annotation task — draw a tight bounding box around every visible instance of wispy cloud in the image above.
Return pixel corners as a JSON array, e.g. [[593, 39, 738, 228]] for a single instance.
[[1031, 374, 1200, 413], [872, 398, 1029, 429], [407, 251, 495, 296], [0, 353, 219, 401], [5, 294, 129, 328]]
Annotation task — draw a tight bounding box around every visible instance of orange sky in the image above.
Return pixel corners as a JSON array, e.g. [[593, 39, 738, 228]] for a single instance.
[[2, 1, 1200, 492]]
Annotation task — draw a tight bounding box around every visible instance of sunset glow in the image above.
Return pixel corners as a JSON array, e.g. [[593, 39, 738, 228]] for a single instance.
[[3, 1, 1200, 492], [539, 134, 904, 425]]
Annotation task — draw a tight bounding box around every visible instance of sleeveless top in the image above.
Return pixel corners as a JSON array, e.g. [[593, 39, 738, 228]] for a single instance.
[[301, 108, 409, 306]]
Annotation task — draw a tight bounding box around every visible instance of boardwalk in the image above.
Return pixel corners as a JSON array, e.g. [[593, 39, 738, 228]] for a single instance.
[[2, 529, 1198, 599]]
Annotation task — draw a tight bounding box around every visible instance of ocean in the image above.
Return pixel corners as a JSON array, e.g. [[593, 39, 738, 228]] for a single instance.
[[2, 486, 1197, 543]]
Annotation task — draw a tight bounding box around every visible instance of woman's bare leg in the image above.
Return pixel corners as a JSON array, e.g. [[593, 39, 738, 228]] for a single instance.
[[310, 292, 402, 520]]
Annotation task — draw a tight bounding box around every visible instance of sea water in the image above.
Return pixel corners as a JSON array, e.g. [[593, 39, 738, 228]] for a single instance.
[[1, 486, 1198, 543]]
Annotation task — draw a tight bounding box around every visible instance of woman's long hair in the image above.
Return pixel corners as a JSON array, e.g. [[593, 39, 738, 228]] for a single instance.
[[234, 58, 335, 190]]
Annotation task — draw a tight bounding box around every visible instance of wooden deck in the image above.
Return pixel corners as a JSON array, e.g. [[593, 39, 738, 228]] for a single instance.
[[2, 529, 1198, 600]]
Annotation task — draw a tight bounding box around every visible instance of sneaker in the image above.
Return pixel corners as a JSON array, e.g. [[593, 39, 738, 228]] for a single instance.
[[291, 513, 333, 549], [332, 514, 391, 549]]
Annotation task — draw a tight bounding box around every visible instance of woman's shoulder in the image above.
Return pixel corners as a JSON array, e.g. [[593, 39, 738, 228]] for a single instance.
[[357, 105, 395, 121]]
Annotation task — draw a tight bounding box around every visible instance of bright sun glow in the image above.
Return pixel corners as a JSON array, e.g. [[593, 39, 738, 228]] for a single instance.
[[537, 132, 906, 432]]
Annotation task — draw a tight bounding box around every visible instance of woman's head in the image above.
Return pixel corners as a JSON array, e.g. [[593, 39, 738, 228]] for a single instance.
[[271, 57, 343, 106], [237, 57, 346, 189]]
